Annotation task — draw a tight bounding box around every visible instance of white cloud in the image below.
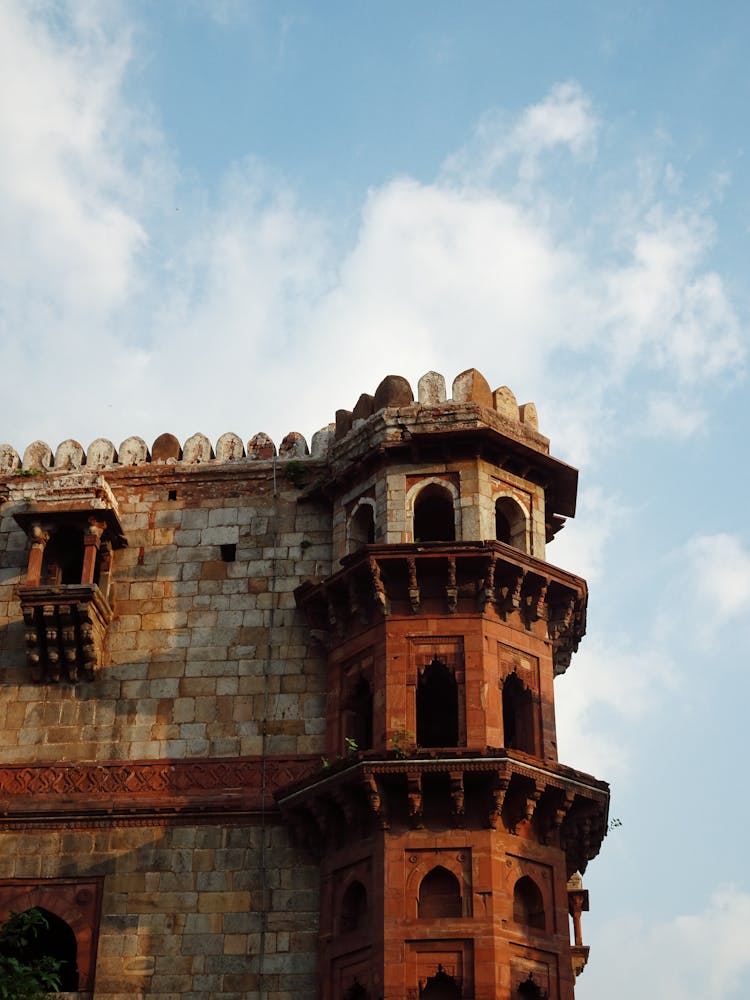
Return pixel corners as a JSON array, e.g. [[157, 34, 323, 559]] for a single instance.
[[0, 1, 153, 316], [642, 392, 707, 439], [555, 638, 675, 781], [0, 8, 745, 470], [678, 533, 750, 625], [547, 487, 628, 583], [581, 885, 750, 1000], [445, 81, 599, 185]]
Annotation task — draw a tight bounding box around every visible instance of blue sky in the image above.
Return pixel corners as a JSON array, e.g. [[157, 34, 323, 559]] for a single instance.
[[1, 3, 750, 996]]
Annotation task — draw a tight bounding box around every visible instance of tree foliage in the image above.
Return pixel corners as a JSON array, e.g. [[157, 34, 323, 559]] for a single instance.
[[0, 908, 62, 1000]]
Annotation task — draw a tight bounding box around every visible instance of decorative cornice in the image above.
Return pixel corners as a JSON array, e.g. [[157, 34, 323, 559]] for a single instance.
[[296, 541, 588, 675], [0, 755, 318, 826]]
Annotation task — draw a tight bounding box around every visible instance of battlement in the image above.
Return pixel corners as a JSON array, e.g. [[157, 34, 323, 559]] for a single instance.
[[0, 367, 544, 475]]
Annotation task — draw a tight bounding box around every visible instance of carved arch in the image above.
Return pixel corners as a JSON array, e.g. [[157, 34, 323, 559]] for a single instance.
[[502, 671, 537, 755], [513, 875, 546, 931], [348, 498, 376, 553], [406, 477, 461, 543], [495, 495, 529, 552], [418, 866, 462, 918], [417, 658, 460, 748]]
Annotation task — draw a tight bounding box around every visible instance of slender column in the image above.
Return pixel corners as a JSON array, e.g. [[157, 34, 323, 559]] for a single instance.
[[25, 523, 49, 584], [81, 520, 104, 584]]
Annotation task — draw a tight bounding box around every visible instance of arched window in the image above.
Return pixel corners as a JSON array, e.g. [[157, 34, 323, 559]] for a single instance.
[[17, 908, 80, 991], [345, 676, 373, 752], [413, 484, 455, 542], [502, 672, 536, 754], [41, 527, 85, 585], [513, 876, 545, 931], [420, 964, 462, 999], [348, 502, 375, 553], [344, 980, 369, 1000], [495, 497, 527, 552], [417, 658, 459, 748], [517, 973, 547, 999], [418, 866, 462, 918], [340, 880, 368, 933]]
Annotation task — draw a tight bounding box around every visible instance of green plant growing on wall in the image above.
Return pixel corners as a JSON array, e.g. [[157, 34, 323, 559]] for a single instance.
[[344, 736, 359, 756], [283, 461, 306, 488], [389, 729, 414, 759], [0, 908, 62, 999]]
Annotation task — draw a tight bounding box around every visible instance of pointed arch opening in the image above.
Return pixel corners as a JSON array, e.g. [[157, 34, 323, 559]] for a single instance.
[[513, 876, 546, 931], [344, 675, 373, 752], [517, 973, 548, 999], [344, 979, 369, 1000], [420, 964, 462, 1000], [418, 866, 462, 919], [417, 658, 459, 748], [348, 501, 375, 553], [15, 907, 80, 991], [495, 496, 527, 552], [413, 483, 456, 542], [502, 672, 536, 754], [340, 880, 368, 934]]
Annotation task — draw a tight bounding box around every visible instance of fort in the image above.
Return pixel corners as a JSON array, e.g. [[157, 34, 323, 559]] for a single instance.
[[0, 367, 609, 999]]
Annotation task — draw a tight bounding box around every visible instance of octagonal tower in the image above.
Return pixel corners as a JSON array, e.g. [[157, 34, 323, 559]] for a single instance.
[[281, 369, 609, 1000]]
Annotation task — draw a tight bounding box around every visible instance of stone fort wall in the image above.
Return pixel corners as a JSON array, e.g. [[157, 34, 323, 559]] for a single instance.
[[0, 368, 562, 999]]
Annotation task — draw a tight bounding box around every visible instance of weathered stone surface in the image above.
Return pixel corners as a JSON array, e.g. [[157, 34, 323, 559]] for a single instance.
[[493, 385, 519, 420], [373, 374, 414, 410], [53, 439, 85, 471], [335, 409, 352, 440], [0, 444, 20, 473], [352, 393, 374, 422], [182, 433, 214, 464], [247, 432, 276, 459], [418, 371, 447, 405], [279, 432, 309, 459], [87, 438, 117, 468], [22, 441, 52, 472], [310, 425, 335, 458], [119, 436, 149, 466], [452, 368, 493, 408], [152, 433, 182, 463], [519, 401, 539, 429], [0, 369, 594, 1000], [215, 433, 245, 462]]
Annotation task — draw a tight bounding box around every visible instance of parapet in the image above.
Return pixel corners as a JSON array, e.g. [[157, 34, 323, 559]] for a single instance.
[[0, 368, 546, 477]]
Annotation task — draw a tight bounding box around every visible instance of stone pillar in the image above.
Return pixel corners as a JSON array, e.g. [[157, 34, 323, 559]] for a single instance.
[[26, 524, 49, 585], [81, 521, 104, 585]]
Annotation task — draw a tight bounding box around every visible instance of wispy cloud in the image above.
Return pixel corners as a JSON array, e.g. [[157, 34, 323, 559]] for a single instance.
[[0, 4, 745, 471], [583, 884, 750, 999]]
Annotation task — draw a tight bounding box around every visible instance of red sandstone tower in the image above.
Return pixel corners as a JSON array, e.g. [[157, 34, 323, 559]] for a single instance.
[[282, 370, 609, 1000]]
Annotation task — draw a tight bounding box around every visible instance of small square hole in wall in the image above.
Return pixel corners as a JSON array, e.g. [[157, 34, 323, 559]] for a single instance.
[[220, 543, 236, 562], [168, 489, 177, 501]]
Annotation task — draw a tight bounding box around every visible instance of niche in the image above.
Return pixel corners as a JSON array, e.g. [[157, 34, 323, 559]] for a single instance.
[[417, 659, 459, 748], [13, 908, 80, 991], [413, 483, 456, 543], [420, 965, 462, 1000], [517, 974, 548, 999], [418, 867, 462, 919], [348, 501, 375, 552], [502, 672, 536, 755], [339, 880, 368, 934], [495, 496, 527, 552], [513, 877, 546, 932], [343, 980, 369, 1000]]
